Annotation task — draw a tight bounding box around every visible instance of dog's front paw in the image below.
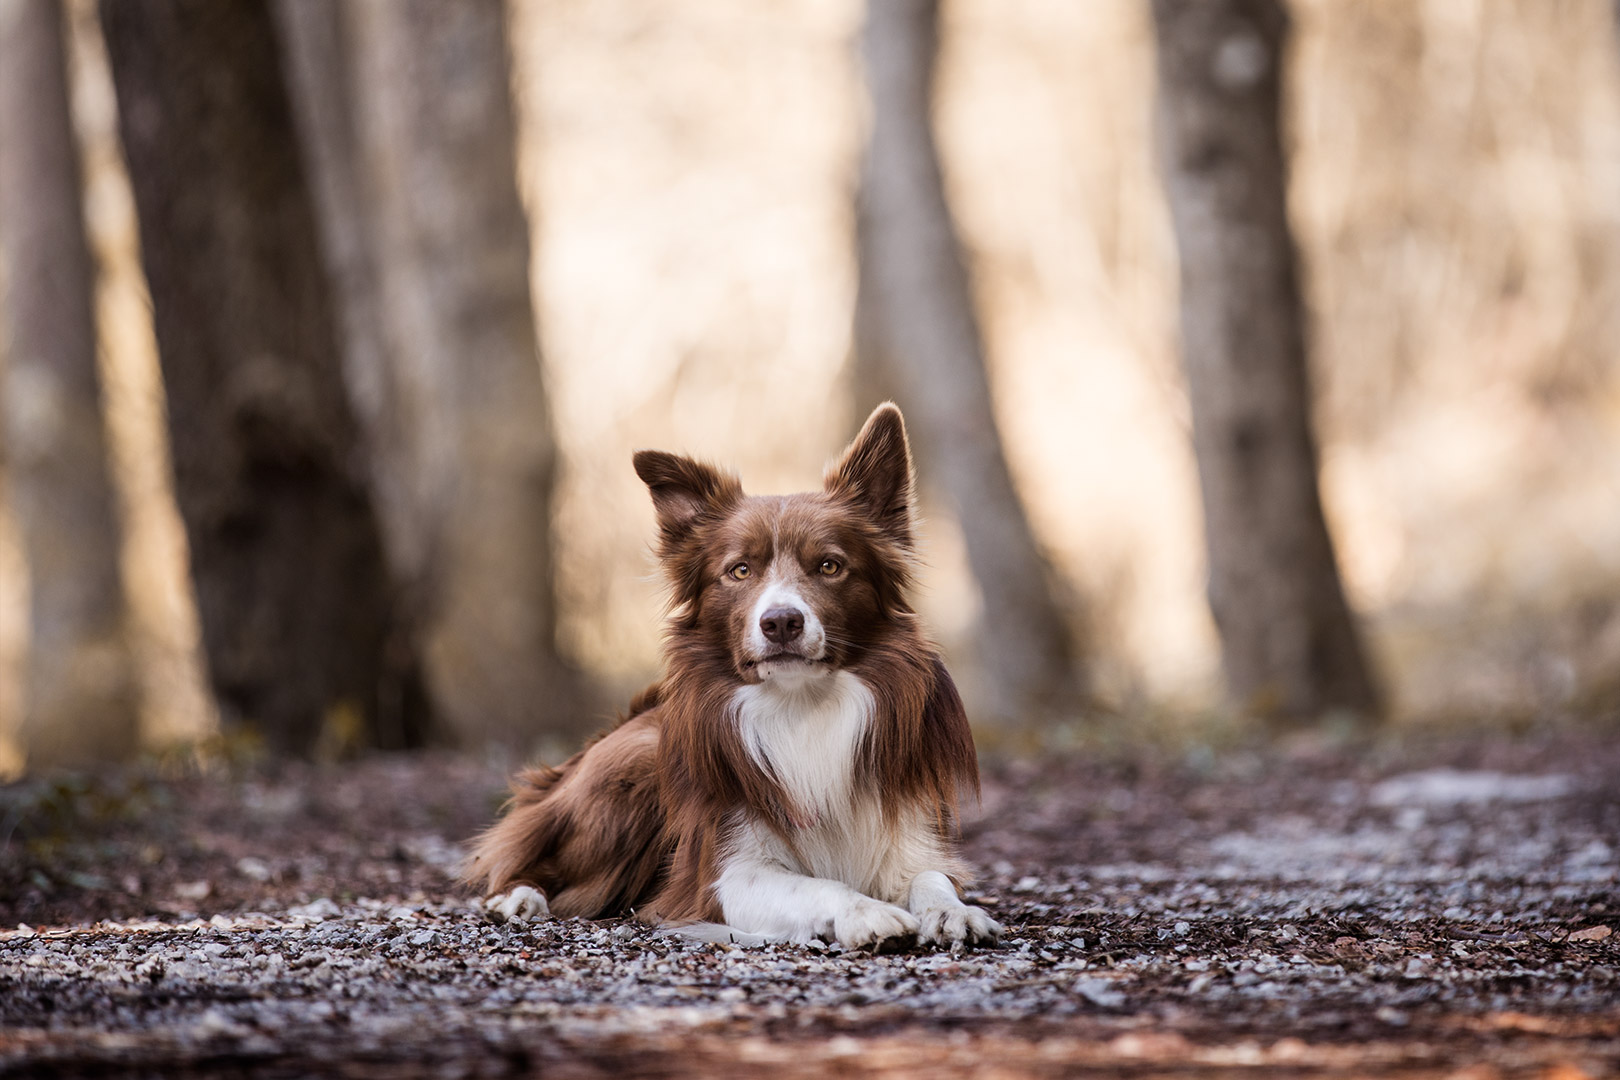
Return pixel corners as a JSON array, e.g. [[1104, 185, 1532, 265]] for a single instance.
[[915, 902, 1002, 947], [834, 897, 919, 950], [484, 885, 551, 925]]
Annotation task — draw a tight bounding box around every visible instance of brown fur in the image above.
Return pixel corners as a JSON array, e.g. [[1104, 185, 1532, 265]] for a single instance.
[[462, 403, 980, 925]]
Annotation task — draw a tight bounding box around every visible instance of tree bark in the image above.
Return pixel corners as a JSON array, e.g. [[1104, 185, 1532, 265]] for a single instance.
[[0, 0, 137, 767], [855, 0, 1085, 723], [99, 0, 429, 754], [283, 0, 585, 746], [1150, 0, 1380, 723]]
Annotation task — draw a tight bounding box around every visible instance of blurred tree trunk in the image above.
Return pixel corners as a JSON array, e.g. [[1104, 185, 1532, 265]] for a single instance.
[[1150, 0, 1380, 724], [276, 0, 586, 747], [855, 0, 1085, 723], [99, 0, 429, 755], [271, 0, 403, 568], [0, 0, 136, 767]]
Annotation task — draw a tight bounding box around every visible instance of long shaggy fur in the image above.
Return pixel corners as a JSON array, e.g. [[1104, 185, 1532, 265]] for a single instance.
[[463, 403, 981, 932]]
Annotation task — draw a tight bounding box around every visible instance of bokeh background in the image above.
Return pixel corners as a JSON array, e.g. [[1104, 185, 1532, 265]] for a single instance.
[[4, 0, 1620, 776]]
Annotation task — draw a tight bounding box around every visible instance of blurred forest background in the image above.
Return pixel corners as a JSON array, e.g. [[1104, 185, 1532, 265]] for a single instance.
[[3, 0, 1620, 776]]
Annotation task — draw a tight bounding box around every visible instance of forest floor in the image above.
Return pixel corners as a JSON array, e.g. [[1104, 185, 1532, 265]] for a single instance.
[[1, 721, 1617, 1078]]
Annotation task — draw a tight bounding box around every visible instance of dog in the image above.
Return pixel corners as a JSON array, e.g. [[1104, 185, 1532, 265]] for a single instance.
[[463, 403, 1001, 949]]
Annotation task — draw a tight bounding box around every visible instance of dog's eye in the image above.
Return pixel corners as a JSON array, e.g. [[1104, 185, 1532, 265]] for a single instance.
[[819, 558, 842, 576], [727, 563, 751, 581]]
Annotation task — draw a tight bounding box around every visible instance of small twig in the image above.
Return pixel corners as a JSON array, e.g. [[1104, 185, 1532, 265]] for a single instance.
[[1446, 929, 1528, 943]]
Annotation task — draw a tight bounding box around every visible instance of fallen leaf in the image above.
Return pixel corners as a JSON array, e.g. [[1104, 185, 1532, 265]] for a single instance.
[[1568, 925, 1611, 942], [1538, 1063, 1598, 1080]]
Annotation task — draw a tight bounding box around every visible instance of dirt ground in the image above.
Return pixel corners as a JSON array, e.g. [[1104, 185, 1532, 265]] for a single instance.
[[1, 723, 1617, 1078]]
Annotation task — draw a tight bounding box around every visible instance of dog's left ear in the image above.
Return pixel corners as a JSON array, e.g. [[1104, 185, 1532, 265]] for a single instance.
[[826, 402, 915, 548]]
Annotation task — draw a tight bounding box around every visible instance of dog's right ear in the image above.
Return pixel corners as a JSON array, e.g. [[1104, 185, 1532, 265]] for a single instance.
[[633, 450, 742, 546]]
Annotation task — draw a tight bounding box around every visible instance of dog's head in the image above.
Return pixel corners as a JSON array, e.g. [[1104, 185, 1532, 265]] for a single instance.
[[634, 403, 918, 688]]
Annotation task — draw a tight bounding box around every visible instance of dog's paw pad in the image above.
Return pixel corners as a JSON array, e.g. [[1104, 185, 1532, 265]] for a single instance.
[[484, 885, 551, 925], [834, 898, 919, 950], [917, 903, 1002, 947]]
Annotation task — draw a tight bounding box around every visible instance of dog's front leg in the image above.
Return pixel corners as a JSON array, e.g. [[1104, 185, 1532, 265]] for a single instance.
[[907, 870, 1002, 946], [714, 858, 918, 948]]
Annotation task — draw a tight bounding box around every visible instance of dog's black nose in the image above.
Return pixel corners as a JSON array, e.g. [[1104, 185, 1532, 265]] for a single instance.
[[759, 606, 805, 646]]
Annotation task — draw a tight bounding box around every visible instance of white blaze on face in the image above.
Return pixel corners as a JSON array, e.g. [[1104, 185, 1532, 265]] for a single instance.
[[745, 558, 826, 672]]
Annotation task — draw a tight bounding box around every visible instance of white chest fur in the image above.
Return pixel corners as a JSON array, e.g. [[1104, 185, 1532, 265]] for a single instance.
[[732, 670, 873, 827], [727, 672, 943, 901]]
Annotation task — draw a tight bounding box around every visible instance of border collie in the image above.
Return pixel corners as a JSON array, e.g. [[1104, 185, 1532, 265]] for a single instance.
[[463, 403, 1001, 949]]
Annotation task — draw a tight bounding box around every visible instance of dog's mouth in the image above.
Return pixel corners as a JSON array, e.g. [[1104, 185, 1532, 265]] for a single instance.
[[743, 652, 824, 669]]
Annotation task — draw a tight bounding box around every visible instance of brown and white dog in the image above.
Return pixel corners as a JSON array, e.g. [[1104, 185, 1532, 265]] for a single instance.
[[463, 403, 1001, 949]]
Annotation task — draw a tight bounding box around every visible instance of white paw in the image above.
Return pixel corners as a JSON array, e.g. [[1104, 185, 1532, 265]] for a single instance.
[[834, 897, 919, 949], [484, 885, 551, 925], [915, 903, 1002, 946]]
